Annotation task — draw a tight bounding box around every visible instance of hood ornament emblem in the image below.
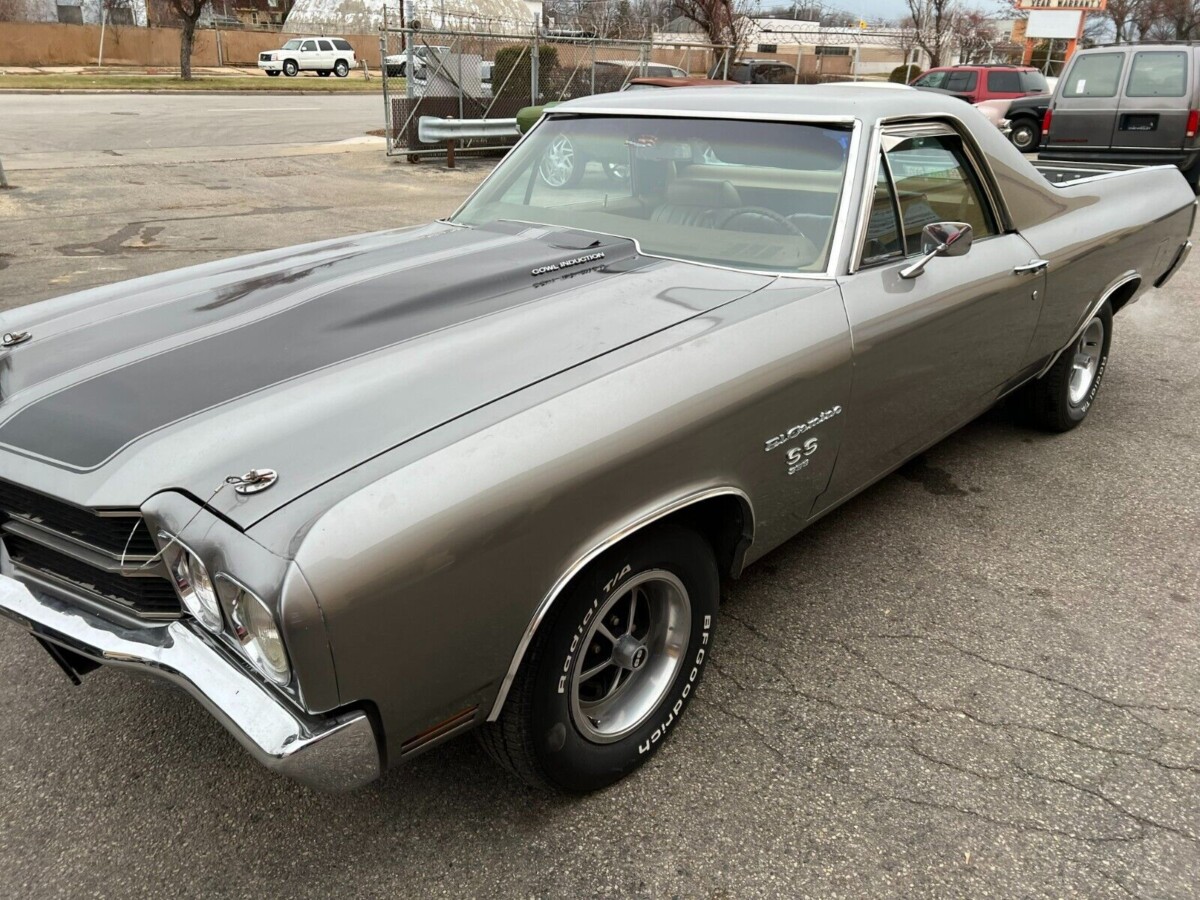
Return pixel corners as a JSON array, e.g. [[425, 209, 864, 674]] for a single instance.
[[2, 331, 32, 348], [227, 468, 279, 495]]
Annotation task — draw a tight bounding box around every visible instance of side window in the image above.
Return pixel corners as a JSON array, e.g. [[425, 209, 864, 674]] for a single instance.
[[944, 71, 978, 93], [318, 40, 334, 52], [987, 70, 1021, 92], [1062, 53, 1124, 97], [862, 157, 904, 265], [1020, 70, 1048, 92], [884, 134, 997, 253], [913, 71, 946, 89], [1126, 51, 1188, 97], [332, 39, 352, 51], [301, 40, 317, 52]]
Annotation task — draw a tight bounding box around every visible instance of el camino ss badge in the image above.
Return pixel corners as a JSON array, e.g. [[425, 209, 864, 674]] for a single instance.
[[764, 406, 843, 474], [531, 253, 605, 277]]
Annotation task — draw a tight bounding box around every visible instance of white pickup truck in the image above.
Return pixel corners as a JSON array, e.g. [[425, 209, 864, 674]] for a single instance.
[[258, 37, 357, 78]]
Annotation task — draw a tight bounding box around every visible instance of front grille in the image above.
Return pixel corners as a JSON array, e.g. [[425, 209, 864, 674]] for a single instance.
[[260, 53, 273, 61], [4, 535, 181, 617], [0, 480, 179, 619], [0, 480, 156, 557]]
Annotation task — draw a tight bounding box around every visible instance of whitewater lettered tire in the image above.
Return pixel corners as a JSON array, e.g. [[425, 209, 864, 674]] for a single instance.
[[1026, 302, 1113, 432], [479, 524, 719, 792]]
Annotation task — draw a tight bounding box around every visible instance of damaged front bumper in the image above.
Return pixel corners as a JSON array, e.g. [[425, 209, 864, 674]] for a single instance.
[[0, 573, 380, 792]]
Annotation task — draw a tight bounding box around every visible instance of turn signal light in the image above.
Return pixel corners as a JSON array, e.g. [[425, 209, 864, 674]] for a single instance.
[[1187, 109, 1199, 139]]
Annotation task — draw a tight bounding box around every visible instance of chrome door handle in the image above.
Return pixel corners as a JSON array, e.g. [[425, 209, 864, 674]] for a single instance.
[[1014, 259, 1049, 274]]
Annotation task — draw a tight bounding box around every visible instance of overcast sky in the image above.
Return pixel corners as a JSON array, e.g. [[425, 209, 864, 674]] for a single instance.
[[748, 0, 974, 25]]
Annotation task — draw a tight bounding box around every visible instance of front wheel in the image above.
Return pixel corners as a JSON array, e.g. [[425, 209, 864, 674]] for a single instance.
[[1024, 302, 1113, 432], [1010, 119, 1041, 153], [479, 524, 719, 792], [283, 60, 298, 77], [334, 60, 350, 78]]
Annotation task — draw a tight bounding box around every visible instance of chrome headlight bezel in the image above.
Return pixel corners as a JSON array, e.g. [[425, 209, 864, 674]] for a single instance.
[[218, 574, 292, 686], [161, 534, 223, 633]]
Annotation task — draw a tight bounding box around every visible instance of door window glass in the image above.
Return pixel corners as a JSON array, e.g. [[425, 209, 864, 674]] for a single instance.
[[987, 70, 1021, 92], [884, 134, 996, 253], [944, 71, 978, 93], [1062, 53, 1124, 97], [862, 157, 904, 265], [1126, 51, 1188, 97], [318, 40, 334, 51], [301, 40, 317, 51], [1020, 70, 1049, 92]]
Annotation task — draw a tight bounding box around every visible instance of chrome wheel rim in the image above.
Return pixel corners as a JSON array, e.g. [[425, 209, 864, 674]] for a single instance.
[[1013, 125, 1035, 150], [569, 570, 691, 744], [538, 135, 575, 187], [1068, 317, 1105, 406]]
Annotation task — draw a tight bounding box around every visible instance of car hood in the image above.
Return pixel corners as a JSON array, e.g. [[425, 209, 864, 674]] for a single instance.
[[0, 221, 774, 528]]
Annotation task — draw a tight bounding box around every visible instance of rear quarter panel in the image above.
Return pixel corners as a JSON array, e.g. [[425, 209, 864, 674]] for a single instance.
[[1019, 165, 1194, 362]]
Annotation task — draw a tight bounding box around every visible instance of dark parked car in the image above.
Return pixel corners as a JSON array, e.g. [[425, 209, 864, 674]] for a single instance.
[[710, 59, 797, 84], [1041, 43, 1200, 186], [1005, 93, 1052, 152]]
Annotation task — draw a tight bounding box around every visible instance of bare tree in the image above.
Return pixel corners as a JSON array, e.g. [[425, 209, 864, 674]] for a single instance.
[[670, 0, 750, 50], [1103, 0, 1146, 41], [168, 0, 209, 80], [951, 9, 997, 63], [906, 0, 957, 67]]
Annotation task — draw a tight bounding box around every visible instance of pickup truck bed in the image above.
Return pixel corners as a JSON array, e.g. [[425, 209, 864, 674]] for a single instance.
[[1032, 159, 1143, 185]]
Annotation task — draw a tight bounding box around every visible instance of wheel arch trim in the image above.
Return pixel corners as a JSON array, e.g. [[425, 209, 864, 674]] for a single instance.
[[485, 485, 754, 722], [1035, 270, 1139, 380]]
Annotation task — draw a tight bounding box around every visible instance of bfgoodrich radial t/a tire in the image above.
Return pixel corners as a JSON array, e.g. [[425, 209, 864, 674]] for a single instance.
[[1025, 301, 1113, 432], [479, 524, 719, 792]]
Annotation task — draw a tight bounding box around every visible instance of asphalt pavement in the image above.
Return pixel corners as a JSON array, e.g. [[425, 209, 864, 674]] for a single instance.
[[0, 92, 382, 155], [0, 98, 1197, 898]]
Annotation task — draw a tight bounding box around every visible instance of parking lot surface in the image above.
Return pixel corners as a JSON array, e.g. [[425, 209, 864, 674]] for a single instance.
[[0, 112, 1197, 898]]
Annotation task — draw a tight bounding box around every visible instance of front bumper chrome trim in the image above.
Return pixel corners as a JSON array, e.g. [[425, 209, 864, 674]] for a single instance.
[[0, 574, 380, 792]]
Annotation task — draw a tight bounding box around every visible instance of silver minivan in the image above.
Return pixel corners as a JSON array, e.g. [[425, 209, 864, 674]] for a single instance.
[[1041, 44, 1200, 185]]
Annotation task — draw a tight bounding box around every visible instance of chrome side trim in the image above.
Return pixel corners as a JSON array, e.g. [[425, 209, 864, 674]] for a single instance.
[[0, 573, 380, 792], [486, 486, 754, 722], [1035, 271, 1141, 380]]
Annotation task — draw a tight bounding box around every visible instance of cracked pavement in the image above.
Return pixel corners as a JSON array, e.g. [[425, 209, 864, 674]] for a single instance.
[[0, 128, 1197, 898]]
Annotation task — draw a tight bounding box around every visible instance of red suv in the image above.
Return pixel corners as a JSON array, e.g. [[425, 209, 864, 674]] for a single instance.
[[910, 64, 1049, 104]]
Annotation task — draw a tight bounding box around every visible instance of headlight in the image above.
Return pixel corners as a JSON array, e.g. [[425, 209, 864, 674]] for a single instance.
[[225, 578, 291, 686], [162, 536, 222, 633]]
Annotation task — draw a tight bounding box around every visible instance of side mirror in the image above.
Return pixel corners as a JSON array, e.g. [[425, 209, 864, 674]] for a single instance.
[[900, 222, 973, 279]]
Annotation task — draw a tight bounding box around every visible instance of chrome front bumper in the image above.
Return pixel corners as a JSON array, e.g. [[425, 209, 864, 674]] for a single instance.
[[0, 574, 380, 792]]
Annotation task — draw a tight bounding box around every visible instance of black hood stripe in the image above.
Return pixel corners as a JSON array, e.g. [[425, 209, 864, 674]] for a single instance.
[[0, 228, 641, 471]]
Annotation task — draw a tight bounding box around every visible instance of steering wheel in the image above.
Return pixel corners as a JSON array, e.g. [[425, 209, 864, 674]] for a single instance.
[[720, 207, 801, 236]]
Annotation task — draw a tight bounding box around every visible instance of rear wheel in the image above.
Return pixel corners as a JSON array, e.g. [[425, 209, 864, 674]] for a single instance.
[[334, 60, 350, 78], [479, 524, 719, 792], [1024, 302, 1113, 432], [1010, 118, 1041, 153], [317, 70, 330, 77], [266, 70, 280, 77]]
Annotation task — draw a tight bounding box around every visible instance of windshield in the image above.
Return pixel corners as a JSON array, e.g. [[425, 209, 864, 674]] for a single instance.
[[452, 116, 851, 272], [282, 39, 301, 50]]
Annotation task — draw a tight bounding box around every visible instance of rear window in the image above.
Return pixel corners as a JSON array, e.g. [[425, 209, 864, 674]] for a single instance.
[[1126, 50, 1188, 97], [332, 39, 353, 51], [988, 70, 1021, 92], [1063, 53, 1124, 98], [1020, 70, 1048, 92]]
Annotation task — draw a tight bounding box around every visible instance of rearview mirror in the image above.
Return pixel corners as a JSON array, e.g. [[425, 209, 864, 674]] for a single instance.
[[901, 222, 973, 279]]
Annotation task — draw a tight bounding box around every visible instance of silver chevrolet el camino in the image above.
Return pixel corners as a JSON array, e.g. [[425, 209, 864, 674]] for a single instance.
[[0, 87, 1194, 793]]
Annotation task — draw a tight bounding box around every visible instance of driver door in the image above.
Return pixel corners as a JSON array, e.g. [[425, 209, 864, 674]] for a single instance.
[[816, 125, 1046, 513]]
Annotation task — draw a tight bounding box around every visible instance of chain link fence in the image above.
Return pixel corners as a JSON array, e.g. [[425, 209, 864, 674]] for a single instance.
[[379, 25, 733, 158]]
